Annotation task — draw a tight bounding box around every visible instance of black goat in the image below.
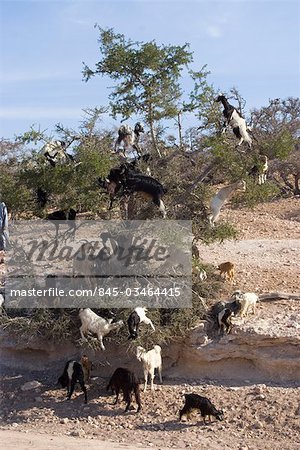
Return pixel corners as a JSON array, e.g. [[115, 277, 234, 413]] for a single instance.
[[99, 163, 167, 217], [179, 394, 224, 424], [216, 95, 252, 147], [218, 307, 234, 334], [106, 367, 141, 412], [57, 360, 87, 403], [47, 208, 77, 238], [36, 187, 48, 208]]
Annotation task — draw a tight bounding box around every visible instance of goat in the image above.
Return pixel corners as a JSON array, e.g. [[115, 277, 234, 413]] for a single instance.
[[127, 307, 155, 340], [218, 308, 234, 334], [106, 367, 141, 412], [79, 308, 123, 350], [136, 345, 162, 391], [117, 165, 168, 218], [208, 180, 246, 226], [114, 122, 144, 155], [217, 261, 235, 283], [47, 208, 77, 239], [99, 163, 167, 217], [179, 394, 224, 424], [36, 187, 48, 208], [57, 360, 87, 403], [80, 354, 91, 383], [42, 140, 75, 167], [216, 95, 252, 147], [72, 241, 96, 285], [248, 155, 268, 185], [0, 293, 4, 308], [231, 290, 259, 317]]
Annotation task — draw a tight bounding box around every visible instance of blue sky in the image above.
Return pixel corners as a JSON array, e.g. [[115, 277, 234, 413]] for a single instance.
[[0, 0, 299, 140]]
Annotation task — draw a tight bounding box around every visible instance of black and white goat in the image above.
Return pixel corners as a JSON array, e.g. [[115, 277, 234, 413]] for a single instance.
[[114, 122, 144, 155], [127, 307, 155, 340], [248, 155, 268, 185], [57, 360, 87, 403], [179, 394, 224, 424], [217, 95, 252, 147], [99, 162, 167, 218], [42, 140, 75, 167], [106, 367, 142, 412]]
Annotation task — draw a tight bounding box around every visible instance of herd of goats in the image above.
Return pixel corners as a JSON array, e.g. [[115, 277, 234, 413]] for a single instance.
[[2, 95, 269, 425]]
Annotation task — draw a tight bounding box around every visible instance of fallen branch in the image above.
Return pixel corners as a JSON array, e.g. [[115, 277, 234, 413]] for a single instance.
[[259, 292, 300, 302]]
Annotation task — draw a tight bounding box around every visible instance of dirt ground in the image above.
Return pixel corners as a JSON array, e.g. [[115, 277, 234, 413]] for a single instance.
[[0, 197, 299, 449]]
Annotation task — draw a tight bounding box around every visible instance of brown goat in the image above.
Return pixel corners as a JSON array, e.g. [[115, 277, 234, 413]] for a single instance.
[[217, 261, 235, 283], [80, 354, 91, 383]]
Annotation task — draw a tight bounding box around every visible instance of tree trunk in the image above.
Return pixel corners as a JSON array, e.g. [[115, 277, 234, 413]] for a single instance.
[[293, 173, 300, 195], [148, 104, 162, 158]]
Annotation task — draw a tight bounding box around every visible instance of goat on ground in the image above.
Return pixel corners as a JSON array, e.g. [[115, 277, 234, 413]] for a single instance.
[[72, 241, 96, 286], [136, 345, 162, 392], [57, 360, 87, 403], [208, 180, 246, 226], [218, 308, 234, 334], [217, 261, 235, 283], [79, 308, 123, 350], [179, 394, 224, 424], [231, 290, 259, 317], [106, 367, 142, 413], [216, 95, 252, 147], [80, 354, 91, 383], [248, 155, 268, 185], [47, 208, 77, 239], [114, 123, 144, 155], [127, 307, 155, 340]]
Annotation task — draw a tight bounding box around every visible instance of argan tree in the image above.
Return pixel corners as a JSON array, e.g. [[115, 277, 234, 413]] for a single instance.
[[83, 27, 194, 156]]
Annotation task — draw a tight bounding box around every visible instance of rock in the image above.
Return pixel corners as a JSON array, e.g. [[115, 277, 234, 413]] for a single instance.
[[60, 418, 69, 424], [21, 380, 42, 391], [34, 396, 43, 403], [252, 421, 264, 429]]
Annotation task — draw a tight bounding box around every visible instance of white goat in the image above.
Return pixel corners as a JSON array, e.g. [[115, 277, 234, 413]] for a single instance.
[[208, 180, 246, 226], [79, 308, 123, 350], [231, 290, 259, 317], [0, 293, 4, 308], [136, 345, 162, 392]]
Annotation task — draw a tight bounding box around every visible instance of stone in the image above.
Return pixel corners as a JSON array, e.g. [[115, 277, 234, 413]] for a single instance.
[[21, 380, 42, 391]]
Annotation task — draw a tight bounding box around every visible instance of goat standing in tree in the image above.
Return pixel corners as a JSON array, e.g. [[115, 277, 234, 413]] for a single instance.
[[217, 95, 252, 147], [114, 123, 144, 155]]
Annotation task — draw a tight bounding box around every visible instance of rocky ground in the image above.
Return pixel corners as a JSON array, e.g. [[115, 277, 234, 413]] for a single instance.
[[0, 197, 299, 449]]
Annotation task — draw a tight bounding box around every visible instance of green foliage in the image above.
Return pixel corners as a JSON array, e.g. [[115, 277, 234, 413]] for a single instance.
[[83, 27, 193, 143], [235, 179, 281, 208]]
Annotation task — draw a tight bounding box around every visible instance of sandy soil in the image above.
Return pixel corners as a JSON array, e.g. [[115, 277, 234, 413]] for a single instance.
[[0, 197, 299, 449]]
